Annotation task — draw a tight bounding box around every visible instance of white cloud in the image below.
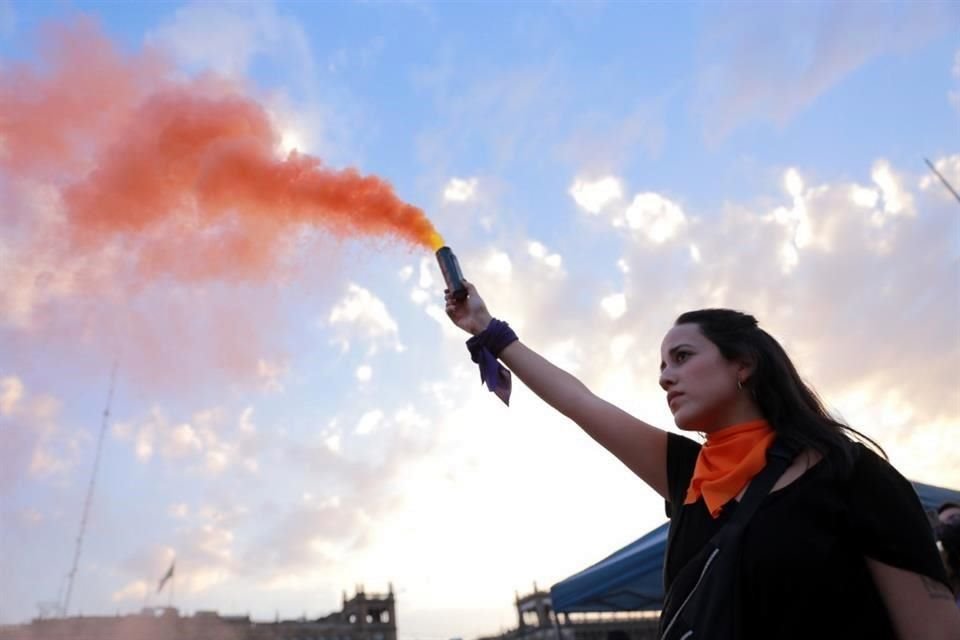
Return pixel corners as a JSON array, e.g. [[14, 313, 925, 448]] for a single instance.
[[569, 176, 623, 214], [600, 293, 627, 320], [356, 365, 373, 382], [399, 265, 414, 282], [238, 407, 256, 434], [411, 288, 430, 305], [695, 2, 954, 142], [528, 241, 563, 271], [205, 450, 229, 473], [168, 503, 189, 519], [111, 580, 149, 603], [169, 423, 204, 457], [784, 168, 805, 198], [355, 409, 384, 435], [482, 251, 513, 278], [394, 405, 429, 431], [542, 340, 582, 373], [114, 406, 258, 476], [871, 159, 915, 217], [621, 192, 687, 243], [443, 177, 478, 203], [418, 256, 436, 289], [850, 185, 880, 209], [327, 283, 401, 352], [29, 448, 67, 476], [608, 334, 636, 362], [147, 1, 314, 81], [0, 376, 23, 415], [257, 358, 289, 392], [325, 433, 342, 454]]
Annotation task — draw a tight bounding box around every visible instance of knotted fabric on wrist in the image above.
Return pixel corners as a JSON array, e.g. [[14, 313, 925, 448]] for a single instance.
[[466, 318, 518, 406]]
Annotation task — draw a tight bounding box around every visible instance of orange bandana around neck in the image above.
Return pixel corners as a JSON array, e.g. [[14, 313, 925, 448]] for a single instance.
[[684, 419, 777, 518]]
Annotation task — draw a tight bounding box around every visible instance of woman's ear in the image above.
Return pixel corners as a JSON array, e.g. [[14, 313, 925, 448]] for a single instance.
[[736, 354, 757, 382]]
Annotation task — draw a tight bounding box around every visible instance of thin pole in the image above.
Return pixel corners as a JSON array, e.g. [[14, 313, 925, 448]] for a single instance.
[[61, 360, 118, 617], [924, 157, 960, 205]]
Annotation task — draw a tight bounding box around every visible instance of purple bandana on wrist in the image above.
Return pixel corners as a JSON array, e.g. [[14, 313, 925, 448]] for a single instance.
[[466, 318, 518, 406]]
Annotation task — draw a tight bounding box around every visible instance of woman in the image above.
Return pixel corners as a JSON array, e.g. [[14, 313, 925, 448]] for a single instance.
[[444, 281, 959, 640]]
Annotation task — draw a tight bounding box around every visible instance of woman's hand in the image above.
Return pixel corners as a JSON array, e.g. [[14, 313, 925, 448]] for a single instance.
[[444, 280, 493, 336]]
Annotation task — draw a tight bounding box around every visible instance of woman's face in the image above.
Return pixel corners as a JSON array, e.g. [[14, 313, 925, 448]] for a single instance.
[[659, 323, 746, 431]]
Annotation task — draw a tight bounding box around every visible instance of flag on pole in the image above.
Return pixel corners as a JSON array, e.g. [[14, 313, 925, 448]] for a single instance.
[[157, 559, 175, 593]]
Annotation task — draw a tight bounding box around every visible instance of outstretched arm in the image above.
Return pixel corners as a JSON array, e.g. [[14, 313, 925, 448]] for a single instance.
[[446, 281, 670, 499]]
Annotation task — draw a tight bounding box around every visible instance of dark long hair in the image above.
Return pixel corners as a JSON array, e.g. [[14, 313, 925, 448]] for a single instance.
[[675, 308, 885, 469]]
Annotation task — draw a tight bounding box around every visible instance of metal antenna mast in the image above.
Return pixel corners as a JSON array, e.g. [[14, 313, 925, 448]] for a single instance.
[[924, 157, 960, 205], [61, 360, 118, 617]]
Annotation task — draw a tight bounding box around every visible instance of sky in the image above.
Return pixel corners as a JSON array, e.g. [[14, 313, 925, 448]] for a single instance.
[[1, 0, 958, 638]]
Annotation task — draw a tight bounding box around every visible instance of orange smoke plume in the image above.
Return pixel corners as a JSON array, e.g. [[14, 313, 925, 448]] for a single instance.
[[1, 19, 443, 285]]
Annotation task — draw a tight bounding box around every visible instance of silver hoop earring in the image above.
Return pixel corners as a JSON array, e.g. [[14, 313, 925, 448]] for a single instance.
[[737, 378, 743, 391]]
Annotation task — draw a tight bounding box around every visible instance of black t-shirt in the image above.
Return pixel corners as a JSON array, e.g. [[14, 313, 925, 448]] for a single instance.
[[664, 433, 949, 640]]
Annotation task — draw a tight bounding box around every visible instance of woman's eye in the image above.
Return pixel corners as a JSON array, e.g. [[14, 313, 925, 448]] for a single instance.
[[675, 351, 689, 363]]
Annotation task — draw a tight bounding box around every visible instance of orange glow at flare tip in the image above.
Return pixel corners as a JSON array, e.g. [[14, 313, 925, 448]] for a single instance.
[[427, 231, 445, 251]]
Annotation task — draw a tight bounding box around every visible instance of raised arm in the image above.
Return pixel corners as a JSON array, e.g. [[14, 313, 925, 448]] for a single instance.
[[445, 281, 670, 499]]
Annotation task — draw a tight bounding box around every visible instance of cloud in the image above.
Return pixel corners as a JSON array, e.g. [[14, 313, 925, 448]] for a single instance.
[[414, 61, 567, 172], [443, 177, 478, 203], [569, 176, 623, 214], [0, 377, 76, 494], [0, 375, 23, 415], [111, 580, 149, 603], [113, 405, 260, 476], [147, 1, 315, 83], [527, 241, 564, 273], [257, 358, 289, 393], [600, 293, 627, 320], [354, 409, 384, 435], [355, 365, 373, 382], [558, 99, 667, 171], [619, 192, 688, 243], [602, 159, 958, 482], [326, 283, 402, 353], [695, 1, 959, 142]]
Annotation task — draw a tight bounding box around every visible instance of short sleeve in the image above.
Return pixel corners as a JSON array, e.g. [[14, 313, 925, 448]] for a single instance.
[[665, 433, 701, 517], [845, 444, 949, 584]]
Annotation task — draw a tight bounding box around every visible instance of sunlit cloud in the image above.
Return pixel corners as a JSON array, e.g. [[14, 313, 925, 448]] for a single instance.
[[354, 409, 384, 435], [0, 375, 23, 415], [443, 177, 478, 203], [356, 365, 373, 382], [619, 192, 687, 243], [569, 176, 623, 214], [326, 283, 402, 353], [600, 293, 627, 320], [694, 2, 953, 142]]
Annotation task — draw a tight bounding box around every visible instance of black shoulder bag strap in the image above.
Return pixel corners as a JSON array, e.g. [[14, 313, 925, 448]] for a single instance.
[[658, 440, 796, 640]]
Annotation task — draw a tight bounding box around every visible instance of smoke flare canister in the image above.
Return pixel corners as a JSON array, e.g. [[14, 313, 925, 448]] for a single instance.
[[436, 246, 468, 301]]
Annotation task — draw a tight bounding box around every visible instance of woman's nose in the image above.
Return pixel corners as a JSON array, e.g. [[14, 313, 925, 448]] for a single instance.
[[659, 368, 674, 391]]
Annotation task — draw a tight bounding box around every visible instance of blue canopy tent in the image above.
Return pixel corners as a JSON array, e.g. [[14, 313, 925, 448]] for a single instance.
[[550, 481, 959, 613]]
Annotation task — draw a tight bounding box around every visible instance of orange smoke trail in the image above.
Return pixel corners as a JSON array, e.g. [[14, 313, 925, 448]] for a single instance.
[[1, 19, 444, 286]]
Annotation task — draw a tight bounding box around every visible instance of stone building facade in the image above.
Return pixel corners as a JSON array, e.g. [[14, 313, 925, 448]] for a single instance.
[[0, 586, 396, 640], [476, 588, 659, 640]]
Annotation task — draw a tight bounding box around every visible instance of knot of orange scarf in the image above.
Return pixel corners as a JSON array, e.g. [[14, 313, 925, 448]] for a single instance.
[[684, 419, 776, 518]]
